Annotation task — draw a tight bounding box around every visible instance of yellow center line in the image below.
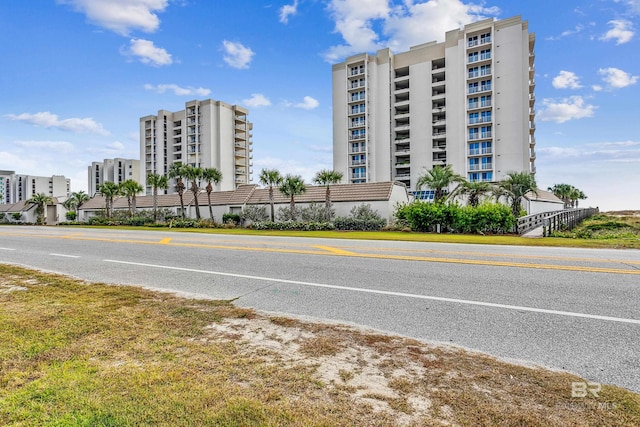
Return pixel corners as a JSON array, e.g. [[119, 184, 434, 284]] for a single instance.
[[314, 245, 356, 255], [2, 231, 639, 275]]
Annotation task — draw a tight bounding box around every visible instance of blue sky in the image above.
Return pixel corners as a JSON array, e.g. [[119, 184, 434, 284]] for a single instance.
[[1, 0, 638, 211]]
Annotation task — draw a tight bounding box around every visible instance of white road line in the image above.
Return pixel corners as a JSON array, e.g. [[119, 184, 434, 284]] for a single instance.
[[50, 253, 81, 258], [104, 259, 640, 325], [0, 247, 16, 251]]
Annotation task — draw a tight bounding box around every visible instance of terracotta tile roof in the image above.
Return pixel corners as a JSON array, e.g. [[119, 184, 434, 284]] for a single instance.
[[77, 182, 402, 211], [246, 181, 396, 204]]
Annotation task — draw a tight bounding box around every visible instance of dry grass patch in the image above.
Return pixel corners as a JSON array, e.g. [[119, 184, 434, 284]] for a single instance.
[[1, 264, 639, 426]]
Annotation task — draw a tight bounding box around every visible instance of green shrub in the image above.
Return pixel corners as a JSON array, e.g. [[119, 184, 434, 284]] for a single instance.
[[65, 211, 77, 221], [222, 213, 241, 226], [241, 205, 268, 223], [334, 217, 386, 231], [301, 202, 332, 223], [250, 221, 335, 231], [11, 212, 23, 221]]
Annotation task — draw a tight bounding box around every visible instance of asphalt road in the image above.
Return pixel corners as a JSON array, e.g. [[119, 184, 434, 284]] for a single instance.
[[1, 225, 639, 393]]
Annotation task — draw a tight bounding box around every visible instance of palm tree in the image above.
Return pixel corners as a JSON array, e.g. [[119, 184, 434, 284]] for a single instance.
[[415, 165, 464, 203], [120, 179, 144, 217], [279, 174, 306, 220], [63, 191, 90, 221], [98, 181, 121, 218], [450, 180, 493, 208], [568, 187, 587, 208], [202, 167, 222, 220], [147, 173, 169, 222], [27, 193, 53, 225], [494, 171, 537, 218], [168, 163, 187, 218], [182, 164, 204, 219], [259, 168, 283, 222], [548, 183, 573, 208], [313, 169, 343, 221], [71, 191, 90, 218]]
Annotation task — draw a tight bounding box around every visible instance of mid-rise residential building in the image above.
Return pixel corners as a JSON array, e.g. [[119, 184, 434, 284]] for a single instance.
[[88, 158, 141, 196], [0, 170, 14, 204], [140, 99, 253, 195], [0, 171, 70, 203], [332, 16, 536, 198]]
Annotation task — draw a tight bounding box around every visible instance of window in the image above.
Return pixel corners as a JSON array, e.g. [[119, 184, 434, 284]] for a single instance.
[[481, 111, 491, 122], [468, 97, 478, 109], [468, 51, 478, 63], [481, 32, 491, 44], [480, 65, 491, 76], [351, 103, 365, 114], [481, 172, 493, 181], [469, 128, 479, 139], [351, 154, 366, 165], [481, 95, 491, 107], [481, 156, 492, 169], [481, 141, 492, 154], [469, 157, 480, 171], [481, 126, 492, 138], [469, 142, 479, 155], [469, 112, 479, 124], [480, 79, 491, 91], [352, 167, 366, 179], [480, 49, 491, 61], [469, 173, 479, 182], [468, 35, 478, 47], [468, 66, 479, 78], [468, 82, 479, 94]]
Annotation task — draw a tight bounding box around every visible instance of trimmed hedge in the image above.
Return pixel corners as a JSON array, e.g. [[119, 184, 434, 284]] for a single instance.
[[395, 201, 515, 234], [333, 217, 386, 231], [250, 221, 335, 231]]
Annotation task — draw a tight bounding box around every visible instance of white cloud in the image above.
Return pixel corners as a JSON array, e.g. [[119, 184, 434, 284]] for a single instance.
[[242, 93, 271, 108], [222, 40, 254, 69], [552, 71, 582, 89], [324, 0, 499, 62], [144, 83, 211, 96], [58, 0, 168, 36], [125, 38, 172, 66], [280, 0, 299, 23], [592, 85, 603, 92], [598, 67, 639, 88], [14, 140, 75, 153], [537, 96, 596, 123], [600, 19, 634, 44], [7, 112, 109, 135], [294, 96, 320, 110]]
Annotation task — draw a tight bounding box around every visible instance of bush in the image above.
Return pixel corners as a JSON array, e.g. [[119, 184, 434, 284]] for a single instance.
[[301, 202, 332, 223], [241, 205, 268, 223], [334, 217, 386, 231], [276, 206, 301, 222], [394, 201, 515, 234], [222, 213, 241, 226], [65, 211, 77, 221], [250, 221, 335, 231], [11, 212, 23, 221]]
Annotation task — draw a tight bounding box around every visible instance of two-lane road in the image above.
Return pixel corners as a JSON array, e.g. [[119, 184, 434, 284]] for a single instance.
[[1, 225, 639, 392]]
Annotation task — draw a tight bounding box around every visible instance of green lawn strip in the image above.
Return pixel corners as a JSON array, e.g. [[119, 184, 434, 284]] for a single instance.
[[1, 264, 639, 426]]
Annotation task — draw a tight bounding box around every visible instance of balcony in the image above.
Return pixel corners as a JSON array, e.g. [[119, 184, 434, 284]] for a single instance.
[[349, 134, 366, 141], [350, 146, 366, 153], [351, 160, 367, 166], [432, 132, 446, 139]]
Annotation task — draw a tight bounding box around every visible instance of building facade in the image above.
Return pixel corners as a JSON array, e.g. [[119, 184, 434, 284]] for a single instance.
[[0, 171, 70, 204], [332, 16, 536, 198], [88, 158, 141, 196], [140, 99, 253, 195]]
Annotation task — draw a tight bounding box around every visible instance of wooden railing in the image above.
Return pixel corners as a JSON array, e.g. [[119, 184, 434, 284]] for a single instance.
[[516, 208, 599, 236]]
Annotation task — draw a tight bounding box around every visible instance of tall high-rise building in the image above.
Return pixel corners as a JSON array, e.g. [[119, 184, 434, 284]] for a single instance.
[[88, 158, 141, 196], [140, 99, 253, 195], [332, 16, 536, 198]]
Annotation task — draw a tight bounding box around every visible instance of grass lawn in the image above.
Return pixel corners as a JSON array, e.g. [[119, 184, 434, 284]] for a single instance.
[[1, 264, 639, 426]]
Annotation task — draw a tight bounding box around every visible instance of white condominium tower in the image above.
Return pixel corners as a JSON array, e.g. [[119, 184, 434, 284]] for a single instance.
[[88, 158, 141, 197], [140, 99, 253, 195], [332, 16, 536, 197]]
